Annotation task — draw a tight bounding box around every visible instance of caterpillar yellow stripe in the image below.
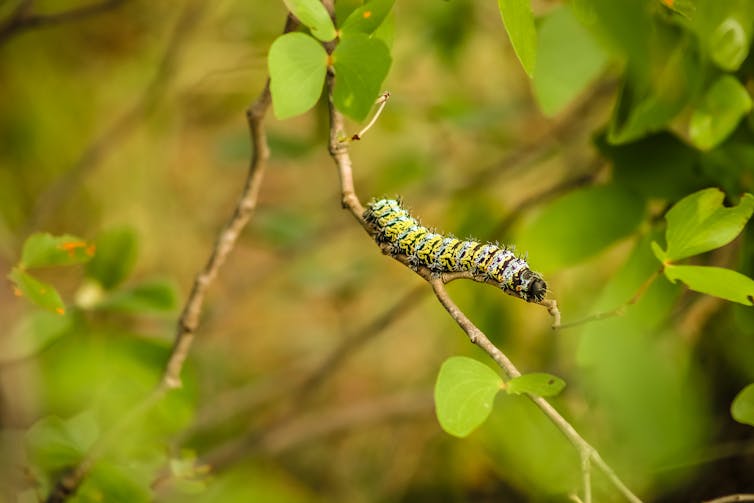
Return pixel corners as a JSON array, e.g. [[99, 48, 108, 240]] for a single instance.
[[364, 198, 547, 303]]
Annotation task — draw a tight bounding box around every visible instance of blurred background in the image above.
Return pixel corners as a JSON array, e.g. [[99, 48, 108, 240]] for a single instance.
[[1, 0, 754, 501]]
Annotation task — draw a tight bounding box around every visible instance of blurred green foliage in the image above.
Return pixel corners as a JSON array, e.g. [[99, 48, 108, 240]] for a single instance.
[[1, 0, 754, 502]]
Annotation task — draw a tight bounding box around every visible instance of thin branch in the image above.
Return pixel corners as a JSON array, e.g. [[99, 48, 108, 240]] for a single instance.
[[430, 279, 641, 503], [43, 13, 299, 503], [0, 0, 129, 45], [350, 91, 391, 141], [177, 284, 426, 444], [555, 268, 661, 330]]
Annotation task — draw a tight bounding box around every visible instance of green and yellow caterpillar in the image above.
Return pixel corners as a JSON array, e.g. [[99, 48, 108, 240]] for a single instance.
[[364, 198, 547, 303]]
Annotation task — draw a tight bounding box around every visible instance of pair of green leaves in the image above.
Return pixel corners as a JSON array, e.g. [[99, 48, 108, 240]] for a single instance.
[[652, 187, 754, 305], [269, 0, 393, 121], [434, 356, 565, 438], [9, 234, 96, 314], [8, 228, 176, 316]]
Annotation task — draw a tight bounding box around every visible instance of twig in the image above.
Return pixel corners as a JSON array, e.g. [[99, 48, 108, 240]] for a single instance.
[[430, 279, 641, 503], [350, 91, 391, 141], [43, 13, 299, 503], [0, 0, 129, 46], [555, 268, 661, 330], [176, 284, 426, 445]]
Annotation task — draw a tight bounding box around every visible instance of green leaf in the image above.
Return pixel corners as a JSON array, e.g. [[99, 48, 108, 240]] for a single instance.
[[85, 227, 138, 290], [533, 5, 608, 116], [9, 267, 66, 314], [608, 28, 700, 144], [332, 33, 391, 121], [731, 383, 754, 427], [282, 0, 336, 42], [517, 185, 645, 273], [689, 75, 752, 151], [664, 264, 754, 305], [0, 310, 72, 364], [506, 373, 566, 397], [77, 462, 152, 503], [26, 411, 98, 472], [99, 280, 178, 313], [660, 0, 696, 19], [497, 0, 537, 77], [340, 0, 394, 35], [434, 356, 503, 438], [21, 233, 94, 269], [268, 33, 328, 120], [659, 188, 754, 262], [708, 17, 750, 71]]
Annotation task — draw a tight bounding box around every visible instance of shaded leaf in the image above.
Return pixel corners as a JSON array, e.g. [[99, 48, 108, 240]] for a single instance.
[[731, 383, 754, 427], [77, 462, 151, 503], [497, 0, 537, 76], [340, 0, 394, 35], [268, 33, 328, 120], [533, 5, 607, 116], [658, 188, 754, 262], [608, 28, 700, 144], [664, 264, 754, 305], [689, 75, 752, 151], [21, 233, 94, 269], [25, 411, 98, 472], [99, 281, 178, 313], [85, 227, 138, 290], [0, 310, 72, 364], [517, 185, 645, 273], [332, 33, 391, 121], [434, 356, 503, 438], [506, 373, 566, 397], [9, 267, 65, 314], [282, 0, 336, 41]]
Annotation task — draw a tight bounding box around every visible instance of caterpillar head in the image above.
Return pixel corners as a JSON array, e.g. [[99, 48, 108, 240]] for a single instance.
[[519, 269, 547, 302]]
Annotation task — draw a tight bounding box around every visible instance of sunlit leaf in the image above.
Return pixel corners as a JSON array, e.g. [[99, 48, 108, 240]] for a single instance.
[[8, 267, 65, 314], [497, 0, 537, 76], [268, 33, 328, 120], [85, 227, 138, 290], [506, 373, 566, 397], [533, 5, 607, 116], [332, 32, 391, 121], [664, 264, 754, 305], [656, 188, 754, 262], [434, 356, 503, 438], [21, 232, 94, 269], [340, 0, 394, 35], [731, 383, 754, 427], [709, 17, 750, 71], [282, 0, 336, 41], [689, 75, 752, 151]]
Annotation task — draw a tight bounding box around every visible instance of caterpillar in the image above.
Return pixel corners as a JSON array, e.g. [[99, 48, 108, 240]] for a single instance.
[[364, 198, 547, 303]]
